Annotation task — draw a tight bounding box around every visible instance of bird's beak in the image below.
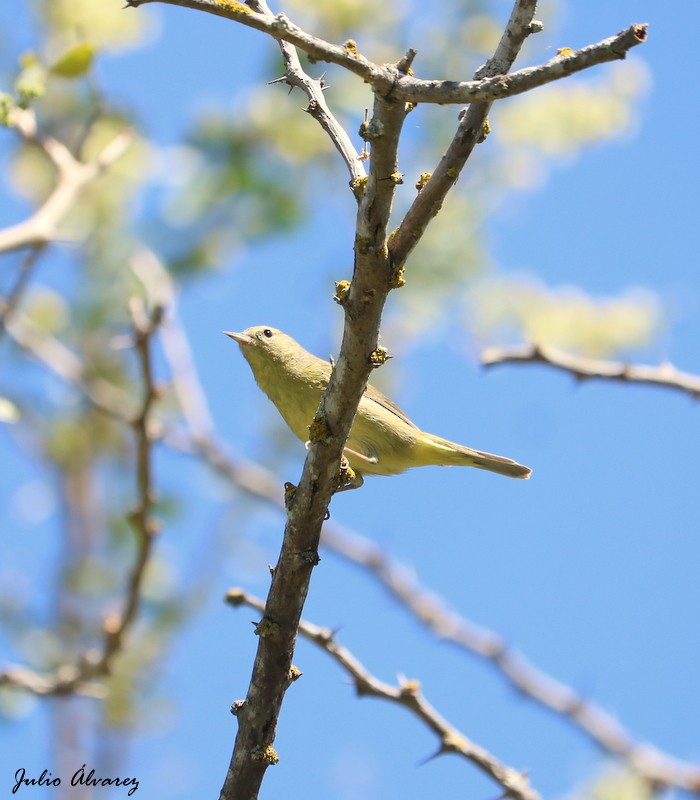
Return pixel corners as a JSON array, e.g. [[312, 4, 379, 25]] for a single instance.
[[224, 331, 253, 346]]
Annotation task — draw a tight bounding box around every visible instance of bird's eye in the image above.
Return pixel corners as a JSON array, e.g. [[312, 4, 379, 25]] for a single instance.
[[262, 328, 273, 338]]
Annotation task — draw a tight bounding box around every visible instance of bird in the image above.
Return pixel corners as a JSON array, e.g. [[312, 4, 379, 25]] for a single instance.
[[226, 326, 531, 489]]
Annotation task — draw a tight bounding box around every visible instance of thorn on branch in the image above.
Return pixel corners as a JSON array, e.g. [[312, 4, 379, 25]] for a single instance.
[[395, 48, 417, 75]]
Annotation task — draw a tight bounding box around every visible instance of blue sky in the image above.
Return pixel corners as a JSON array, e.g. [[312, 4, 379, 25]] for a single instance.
[[1, 2, 699, 799]]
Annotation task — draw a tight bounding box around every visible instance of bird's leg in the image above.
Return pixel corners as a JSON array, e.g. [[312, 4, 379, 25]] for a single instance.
[[301, 441, 368, 492], [342, 446, 378, 467]]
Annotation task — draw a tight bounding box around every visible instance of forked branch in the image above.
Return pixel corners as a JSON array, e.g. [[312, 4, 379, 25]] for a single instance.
[[0, 108, 133, 254], [227, 589, 541, 800]]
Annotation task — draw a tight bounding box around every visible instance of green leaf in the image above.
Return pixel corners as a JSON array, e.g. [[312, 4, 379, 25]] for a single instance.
[[50, 42, 95, 78]]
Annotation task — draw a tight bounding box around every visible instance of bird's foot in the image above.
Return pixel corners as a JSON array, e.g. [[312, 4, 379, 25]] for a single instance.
[[333, 456, 364, 493]]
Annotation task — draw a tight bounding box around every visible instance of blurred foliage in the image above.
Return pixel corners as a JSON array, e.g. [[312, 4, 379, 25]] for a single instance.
[[38, 0, 154, 53], [467, 276, 661, 357], [155, 111, 305, 276], [495, 60, 650, 170], [567, 767, 656, 800]]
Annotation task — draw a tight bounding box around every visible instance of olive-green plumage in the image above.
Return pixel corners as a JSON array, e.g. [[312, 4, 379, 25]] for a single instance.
[[226, 326, 531, 487]]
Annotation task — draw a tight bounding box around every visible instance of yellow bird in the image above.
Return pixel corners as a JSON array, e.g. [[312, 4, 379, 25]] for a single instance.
[[226, 326, 531, 489]]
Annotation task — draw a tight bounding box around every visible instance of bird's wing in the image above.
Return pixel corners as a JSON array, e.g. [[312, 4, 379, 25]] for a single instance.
[[363, 383, 419, 429]]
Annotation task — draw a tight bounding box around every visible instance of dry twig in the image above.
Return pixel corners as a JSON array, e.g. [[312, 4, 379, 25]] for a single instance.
[[0, 244, 47, 339], [388, 0, 541, 270], [319, 526, 700, 793], [126, 0, 646, 106], [100, 299, 164, 666], [226, 588, 541, 800], [248, 0, 365, 183], [482, 342, 700, 400], [0, 302, 164, 696]]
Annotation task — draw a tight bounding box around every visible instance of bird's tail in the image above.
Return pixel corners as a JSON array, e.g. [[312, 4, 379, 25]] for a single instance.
[[422, 433, 532, 479]]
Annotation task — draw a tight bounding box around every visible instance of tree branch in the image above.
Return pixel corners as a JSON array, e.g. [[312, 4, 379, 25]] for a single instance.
[[218, 68, 409, 800], [247, 0, 365, 184], [319, 526, 700, 794], [388, 0, 540, 271], [126, 0, 397, 92], [0, 108, 133, 254], [226, 588, 541, 800], [481, 343, 700, 400], [0, 665, 105, 697], [0, 244, 47, 339], [160, 430, 700, 793], [3, 308, 137, 420], [126, 0, 646, 104], [0, 301, 164, 696], [99, 299, 164, 666]]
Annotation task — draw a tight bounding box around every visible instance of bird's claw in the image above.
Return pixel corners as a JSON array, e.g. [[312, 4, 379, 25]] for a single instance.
[[334, 456, 364, 493]]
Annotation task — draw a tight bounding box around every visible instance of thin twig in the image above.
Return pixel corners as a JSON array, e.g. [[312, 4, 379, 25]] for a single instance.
[[226, 588, 541, 800], [0, 244, 46, 339], [388, 0, 539, 271], [126, 0, 645, 104], [3, 308, 137, 420], [318, 527, 700, 793], [0, 108, 133, 254], [126, 0, 397, 92], [0, 301, 164, 696], [481, 342, 700, 400], [99, 299, 164, 666], [0, 665, 105, 697], [247, 0, 365, 184], [130, 246, 215, 438]]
